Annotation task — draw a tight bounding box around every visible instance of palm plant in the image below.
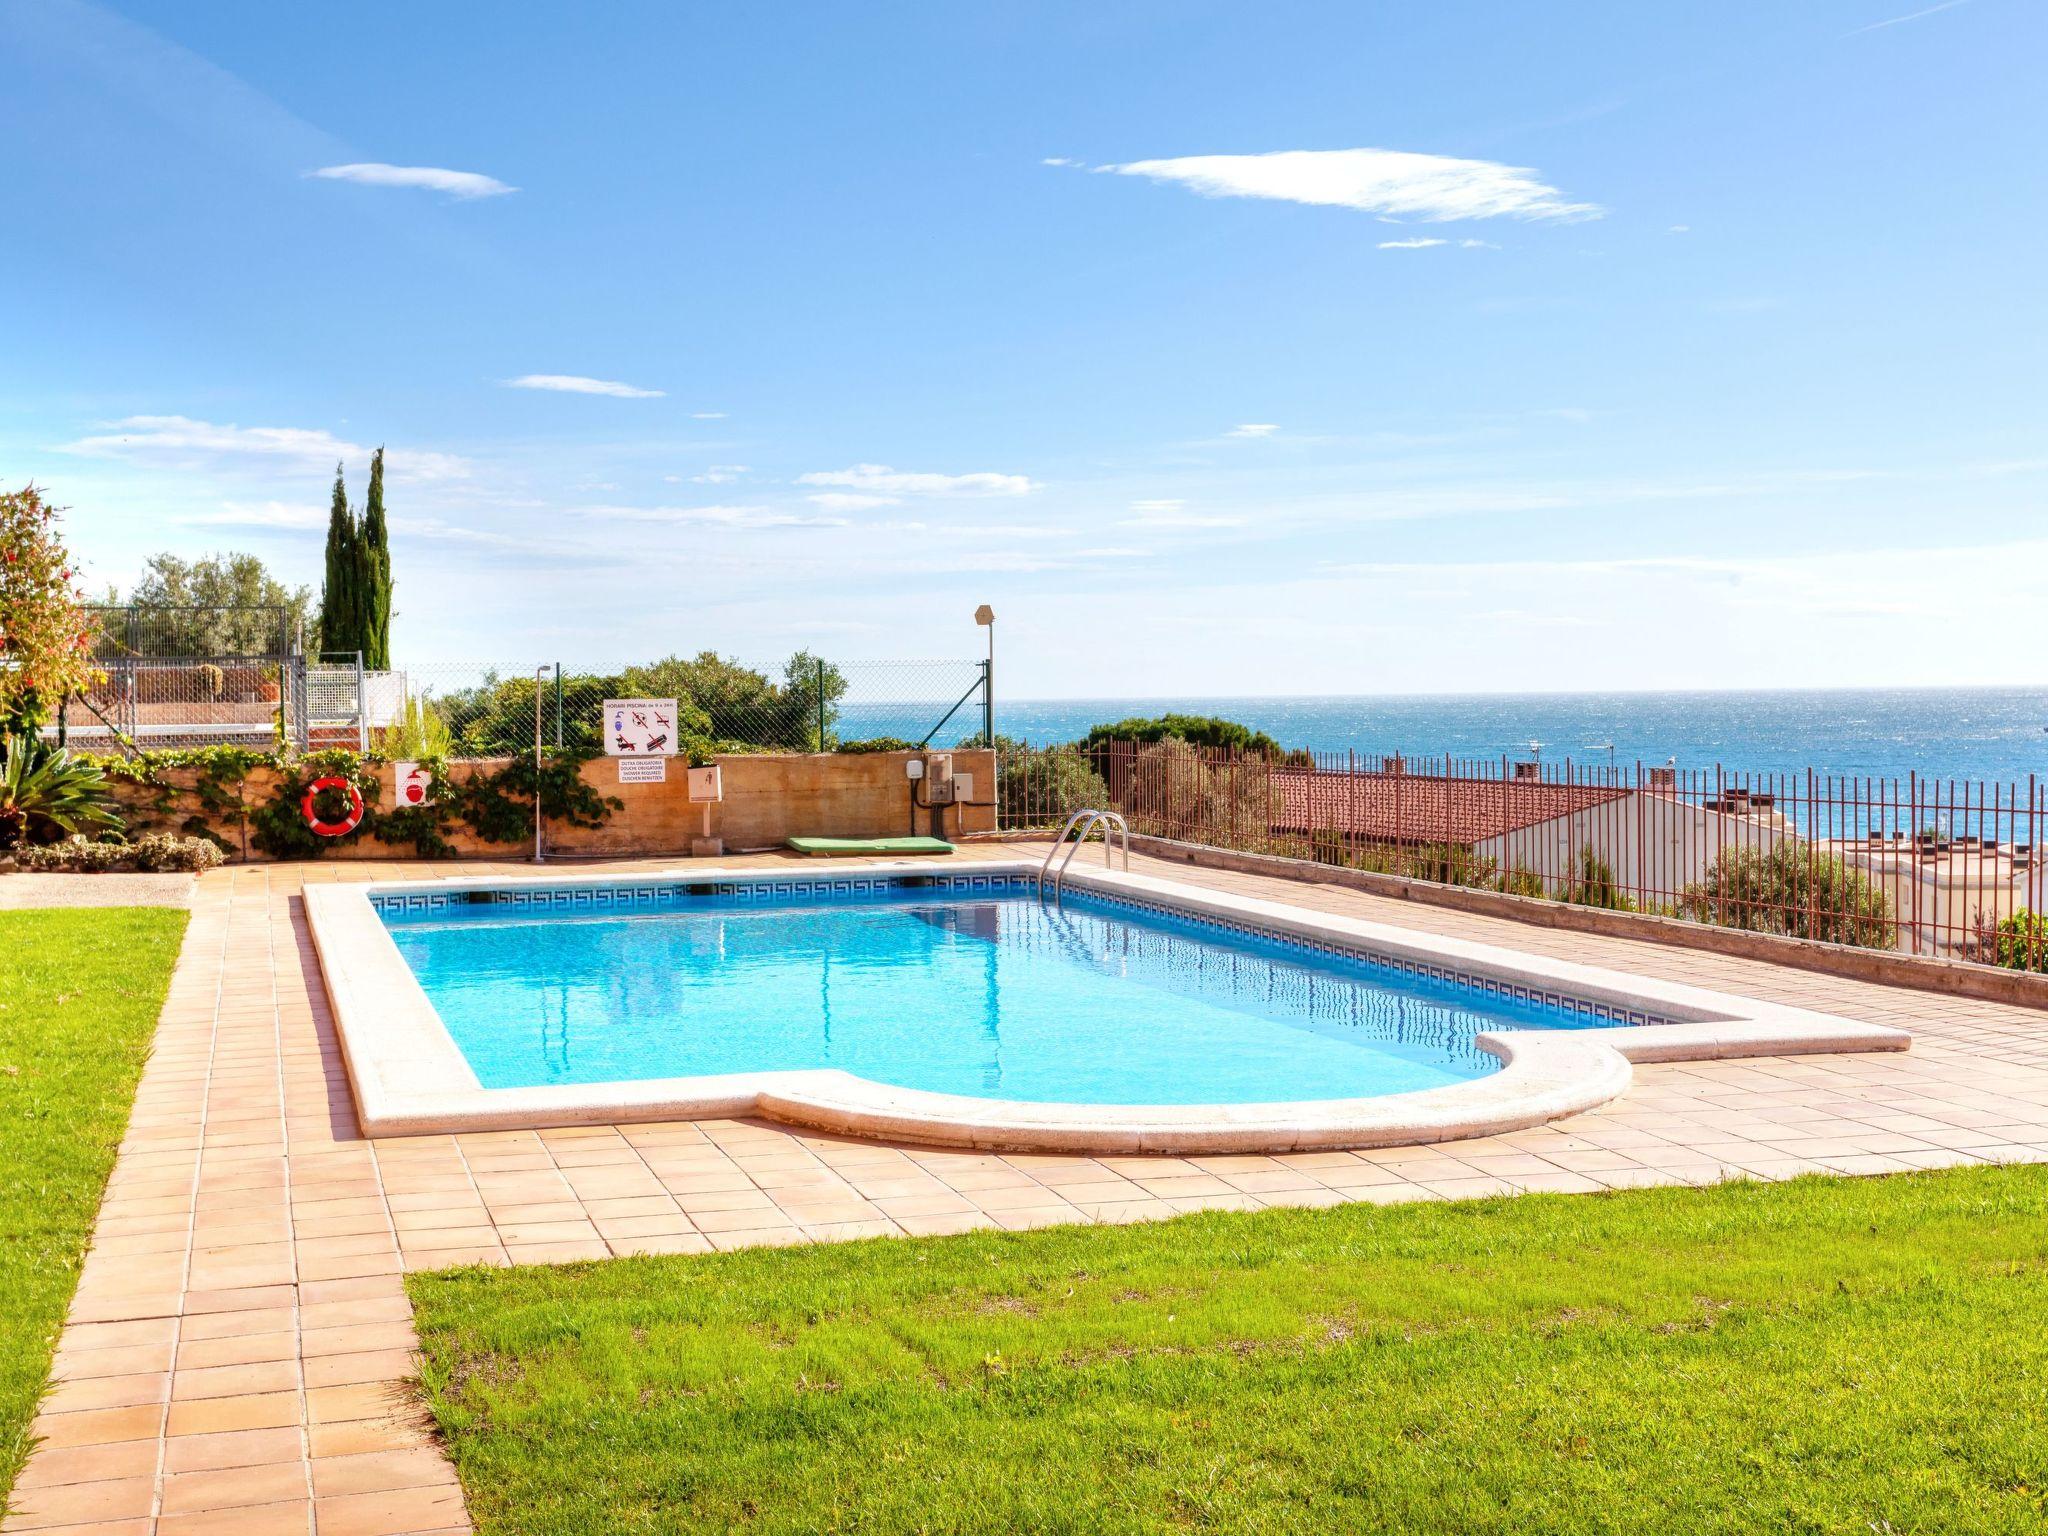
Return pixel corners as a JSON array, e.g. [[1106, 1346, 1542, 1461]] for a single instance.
[[0, 734, 123, 848]]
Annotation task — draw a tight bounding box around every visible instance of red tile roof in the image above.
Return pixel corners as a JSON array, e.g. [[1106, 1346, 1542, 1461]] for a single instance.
[[1270, 768, 1631, 846]]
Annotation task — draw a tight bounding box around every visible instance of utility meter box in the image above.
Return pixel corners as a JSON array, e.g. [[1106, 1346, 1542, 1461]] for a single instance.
[[923, 754, 955, 804], [686, 765, 723, 802]]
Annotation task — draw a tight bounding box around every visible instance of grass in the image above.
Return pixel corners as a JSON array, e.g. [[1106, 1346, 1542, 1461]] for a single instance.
[[410, 1164, 2048, 1535], [0, 907, 187, 1506]]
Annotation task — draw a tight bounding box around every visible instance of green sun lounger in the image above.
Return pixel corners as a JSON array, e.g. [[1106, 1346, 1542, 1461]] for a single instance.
[[785, 835, 956, 857]]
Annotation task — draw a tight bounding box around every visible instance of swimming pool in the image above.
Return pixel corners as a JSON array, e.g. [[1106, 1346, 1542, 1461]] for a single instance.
[[307, 861, 1908, 1150], [379, 878, 1622, 1104]]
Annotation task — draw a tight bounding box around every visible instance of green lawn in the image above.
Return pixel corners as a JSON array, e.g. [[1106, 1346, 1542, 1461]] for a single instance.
[[0, 906, 186, 1507], [411, 1165, 2048, 1535]]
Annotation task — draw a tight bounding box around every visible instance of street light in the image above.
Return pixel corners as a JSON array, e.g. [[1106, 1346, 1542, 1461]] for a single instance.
[[534, 665, 551, 863], [974, 605, 994, 746]]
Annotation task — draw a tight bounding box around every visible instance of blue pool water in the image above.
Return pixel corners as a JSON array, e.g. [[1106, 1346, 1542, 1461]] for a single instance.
[[379, 882, 1613, 1105]]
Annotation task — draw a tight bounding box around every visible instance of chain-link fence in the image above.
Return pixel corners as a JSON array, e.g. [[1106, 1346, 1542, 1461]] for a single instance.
[[86, 604, 298, 660], [373, 657, 992, 760], [42, 650, 991, 759]]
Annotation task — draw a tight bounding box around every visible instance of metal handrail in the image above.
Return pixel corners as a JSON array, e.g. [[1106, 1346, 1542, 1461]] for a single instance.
[[1040, 808, 1129, 907], [1037, 810, 1095, 896]]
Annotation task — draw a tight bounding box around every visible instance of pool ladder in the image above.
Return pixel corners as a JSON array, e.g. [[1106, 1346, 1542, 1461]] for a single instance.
[[1037, 808, 1130, 907]]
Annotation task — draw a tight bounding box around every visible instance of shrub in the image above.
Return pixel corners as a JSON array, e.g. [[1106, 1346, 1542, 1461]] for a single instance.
[[1395, 841, 1502, 888], [16, 836, 130, 872], [1975, 909, 2048, 974], [0, 734, 122, 848], [1561, 846, 1633, 910], [20, 832, 226, 873], [835, 737, 918, 755], [994, 738, 1109, 829], [130, 832, 226, 872], [1125, 738, 1277, 843], [1677, 842, 1894, 949], [1081, 714, 1287, 758], [380, 691, 453, 759]]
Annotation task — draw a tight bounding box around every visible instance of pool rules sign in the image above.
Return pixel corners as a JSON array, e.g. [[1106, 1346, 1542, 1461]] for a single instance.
[[604, 698, 677, 782]]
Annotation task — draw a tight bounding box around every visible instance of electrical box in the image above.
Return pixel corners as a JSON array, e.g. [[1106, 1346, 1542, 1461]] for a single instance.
[[925, 775, 957, 805], [951, 771, 974, 802]]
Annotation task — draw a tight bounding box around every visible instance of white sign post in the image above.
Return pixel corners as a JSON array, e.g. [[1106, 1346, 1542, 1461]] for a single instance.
[[603, 698, 680, 757], [685, 763, 723, 855]]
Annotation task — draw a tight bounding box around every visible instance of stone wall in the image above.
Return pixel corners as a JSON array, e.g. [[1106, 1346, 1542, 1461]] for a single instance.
[[101, 749, 995, 863]]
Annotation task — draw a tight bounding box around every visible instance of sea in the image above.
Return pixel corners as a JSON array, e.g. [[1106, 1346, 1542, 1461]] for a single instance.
[[972, 687, 2048, 786]]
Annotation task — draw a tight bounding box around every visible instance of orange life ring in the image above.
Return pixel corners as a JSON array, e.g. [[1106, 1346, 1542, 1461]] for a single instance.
[[301, 776, 365, 837]]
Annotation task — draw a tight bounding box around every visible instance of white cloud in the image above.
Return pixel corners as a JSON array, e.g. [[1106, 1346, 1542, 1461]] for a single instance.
[[183, 500, 326, 530], [307, 163, 516, 200], [1090, 148, 1601, 223], [876, 522, 1071, 539], [691, 465, 749, 484], [1122, 498, 1247, 529], [503, 374, 664, 399], [1227, 424, 1279, 439], [1380, 236, 1497, 251], [1669, 224, 1691, 233], [690, 411, 727, 420], [1041, 156, 1081, 168], [807, 492, 900, 512], [1847, 1, 1971, 36], [796, 463, 1036, 497], [1127, 515, 1245, 529], [56, 414, 470, 482], [575, 503, 847, 529]]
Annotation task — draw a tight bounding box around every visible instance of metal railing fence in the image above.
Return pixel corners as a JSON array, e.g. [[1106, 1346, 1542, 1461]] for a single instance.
[[997, 740, 2047, 973]]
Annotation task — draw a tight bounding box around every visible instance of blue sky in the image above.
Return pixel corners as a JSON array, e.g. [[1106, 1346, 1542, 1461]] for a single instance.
[[3, 0, 2043, 697]]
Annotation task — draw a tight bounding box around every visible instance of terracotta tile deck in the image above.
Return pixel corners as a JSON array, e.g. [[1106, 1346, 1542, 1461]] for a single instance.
[[10, 842, 2048, 1533]]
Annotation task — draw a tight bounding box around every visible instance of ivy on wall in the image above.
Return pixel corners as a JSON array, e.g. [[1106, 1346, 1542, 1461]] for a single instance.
[[86, 747, 620, 860]]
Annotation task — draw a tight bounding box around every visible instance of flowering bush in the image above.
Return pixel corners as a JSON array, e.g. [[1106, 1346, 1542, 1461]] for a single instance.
[[0, 486, 102, 729], [14, 831, 224, 873], [13, 835, 130, 872]]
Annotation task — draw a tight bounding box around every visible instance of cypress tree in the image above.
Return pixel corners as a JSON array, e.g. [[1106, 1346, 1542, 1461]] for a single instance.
[[359, 447, 392, 668], [319, 461, 359, 659]]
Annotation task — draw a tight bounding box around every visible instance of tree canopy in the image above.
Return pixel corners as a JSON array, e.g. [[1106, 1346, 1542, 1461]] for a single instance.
[[118, 551, 314, 657], [0, 486, 100, 729], [319, 452, 393, 667], [1080, 713, 1286, 757]]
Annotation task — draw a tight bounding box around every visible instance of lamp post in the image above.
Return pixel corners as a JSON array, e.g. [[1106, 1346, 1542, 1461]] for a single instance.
[[534, 665, 551, 863], [974, 604, 994, 746]]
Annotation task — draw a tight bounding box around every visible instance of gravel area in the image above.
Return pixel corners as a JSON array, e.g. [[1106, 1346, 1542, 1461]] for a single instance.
[[0, 871, 196, 909]]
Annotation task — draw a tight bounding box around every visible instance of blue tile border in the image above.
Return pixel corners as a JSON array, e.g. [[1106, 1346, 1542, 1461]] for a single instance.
[[1064, 885, 1673, 1029], [369, 872, 1673, 1029], [368, 871, 1028, 916]]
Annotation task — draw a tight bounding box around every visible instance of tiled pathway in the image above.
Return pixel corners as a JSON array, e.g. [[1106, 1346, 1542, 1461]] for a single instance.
[[10, 845, 2048, 1533]]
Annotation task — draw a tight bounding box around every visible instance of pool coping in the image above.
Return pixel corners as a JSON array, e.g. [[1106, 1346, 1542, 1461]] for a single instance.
[[303, 860, 1911, 1153]]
